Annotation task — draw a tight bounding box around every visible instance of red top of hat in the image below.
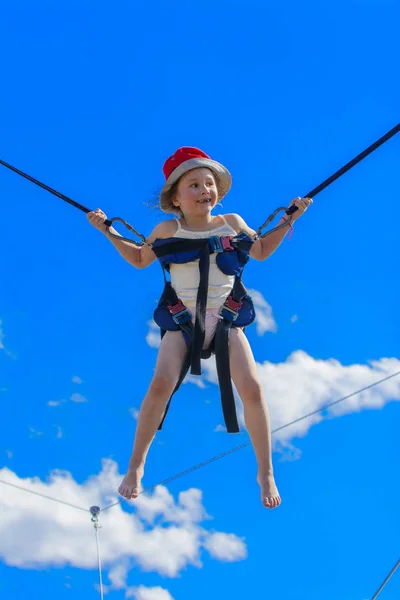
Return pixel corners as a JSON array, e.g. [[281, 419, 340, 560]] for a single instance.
[[163, 147, 211, 181]]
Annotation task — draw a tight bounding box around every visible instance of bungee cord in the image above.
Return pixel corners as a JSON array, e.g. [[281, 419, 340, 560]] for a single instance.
[[256, 122, 400, 237], [1, 124, 399, 244], [0, 158, 148, 245], [100, 369, 400, 512]]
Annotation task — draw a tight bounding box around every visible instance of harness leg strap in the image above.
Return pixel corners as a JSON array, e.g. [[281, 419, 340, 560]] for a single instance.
[[214, 320, 240, 433]]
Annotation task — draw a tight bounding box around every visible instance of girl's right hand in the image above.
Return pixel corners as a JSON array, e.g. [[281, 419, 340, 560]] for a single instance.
[[87, 208, 109, 234]]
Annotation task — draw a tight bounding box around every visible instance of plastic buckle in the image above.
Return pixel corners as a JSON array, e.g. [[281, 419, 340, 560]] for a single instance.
[[168, 300, 186, 316], [209, 236, 223, 253], [219, 296, 243, 322], [167, 300, 192, 325], [225, 296, 243, 312], [172, 310, 192, 325], [221, 236, 233, 251]]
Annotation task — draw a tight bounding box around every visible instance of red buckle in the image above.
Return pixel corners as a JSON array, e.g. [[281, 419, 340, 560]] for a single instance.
[[224, 296, 242, 312], [221, 236, 233, 251], [167, 300, 186, 316]]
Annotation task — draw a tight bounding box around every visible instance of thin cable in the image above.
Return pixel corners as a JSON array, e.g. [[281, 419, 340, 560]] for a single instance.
[[371, 559, 400, 599], [93, 521, 104, 600], [0, 479, 88, 513], [101, 369, 400, 512]]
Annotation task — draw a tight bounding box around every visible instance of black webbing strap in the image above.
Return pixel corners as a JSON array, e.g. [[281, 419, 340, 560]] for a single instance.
[[213, 278, 247, 433], [214, 319, 240, 433], [190, 246, 210, 374]]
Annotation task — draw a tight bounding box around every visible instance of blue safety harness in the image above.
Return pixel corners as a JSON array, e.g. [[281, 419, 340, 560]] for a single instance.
[[152, 232, 256, 433]]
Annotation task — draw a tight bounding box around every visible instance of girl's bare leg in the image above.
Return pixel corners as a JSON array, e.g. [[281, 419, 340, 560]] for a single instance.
[[118, 331, 187, 499], [229, 329, 281, 509]]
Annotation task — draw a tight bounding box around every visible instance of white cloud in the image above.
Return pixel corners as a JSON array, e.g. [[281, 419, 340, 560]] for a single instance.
[[107, 561, 129, 589], [0, 319, 15, 358], [130, 408, 140, 420], [5, 450, 13, 459], [247, 289, 277, 335], [204, 532, 247, 562], [0, 319, 5, 350], [70, 393, 88, 404], [146, 321, 161, 349], [214, 425, 225, 433], [72, 376, 83, 384], [126, 586, 175, 600], [53, 426, 63, 439], [275, 441, 302, 462], [198, 352, 400, 446], [48, 400, 65, 407], [183, 374, 206, 389], [133, 487, 210, 527], [290, 314, 298, 323], [0, 460, 247, 580], [104, 563, 176, 599], [28, 427, 44, 438]]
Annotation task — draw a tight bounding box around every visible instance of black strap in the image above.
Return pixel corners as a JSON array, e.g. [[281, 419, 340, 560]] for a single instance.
[[212, 277, 246, 433], [214, 319, 240, 433], [190, 245, 210, 375], [152, 237, 209, 258]]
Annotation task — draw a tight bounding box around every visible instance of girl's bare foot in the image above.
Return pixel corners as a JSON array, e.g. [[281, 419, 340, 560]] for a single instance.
[[256, 473, 281, 509], [118, 465, 144, 500]]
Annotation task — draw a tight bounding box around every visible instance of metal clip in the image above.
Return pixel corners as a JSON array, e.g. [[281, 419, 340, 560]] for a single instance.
[[106, 217, 150, 247]]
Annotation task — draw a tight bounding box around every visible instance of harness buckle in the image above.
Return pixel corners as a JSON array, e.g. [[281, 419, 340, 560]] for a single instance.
[[221, 236, 233, 251], [219, 296, 243, 321], [167, 300, 192, 325], [209, 236, 223, 253], [209, 236, 233, 253]]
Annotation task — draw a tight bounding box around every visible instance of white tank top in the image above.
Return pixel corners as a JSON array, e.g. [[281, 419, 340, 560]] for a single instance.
[[170, 216, 238, 310]]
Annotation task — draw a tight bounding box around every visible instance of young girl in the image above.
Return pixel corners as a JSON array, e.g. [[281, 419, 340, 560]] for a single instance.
[[87, 146, 312, 508]]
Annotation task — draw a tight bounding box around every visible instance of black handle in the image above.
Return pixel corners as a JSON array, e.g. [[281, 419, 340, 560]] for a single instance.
[[286, 205, 298, 216]]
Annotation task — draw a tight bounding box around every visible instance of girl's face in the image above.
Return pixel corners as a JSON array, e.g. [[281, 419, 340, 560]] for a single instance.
[[172, 168, 218, 216]]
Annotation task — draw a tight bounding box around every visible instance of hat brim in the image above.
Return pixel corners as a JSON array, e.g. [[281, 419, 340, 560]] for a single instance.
[[160, 157, 232, 214]]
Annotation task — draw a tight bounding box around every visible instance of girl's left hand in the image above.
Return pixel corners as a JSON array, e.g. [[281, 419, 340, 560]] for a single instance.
[[287, 197, 313, 221]]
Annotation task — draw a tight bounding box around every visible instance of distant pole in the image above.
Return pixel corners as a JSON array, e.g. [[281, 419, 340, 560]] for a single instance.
[[90, 506, 104, 600]]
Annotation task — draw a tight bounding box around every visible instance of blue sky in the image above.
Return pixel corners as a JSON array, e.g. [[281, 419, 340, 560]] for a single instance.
[[0, 0, 399, 599]]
